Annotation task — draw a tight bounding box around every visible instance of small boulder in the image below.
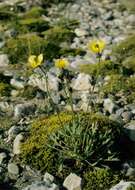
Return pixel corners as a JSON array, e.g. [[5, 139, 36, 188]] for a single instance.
[[110, 181, 135, 190], [13, 133, 24, 155], [14, 103, 36, 118], [63, 173, 82, 190]]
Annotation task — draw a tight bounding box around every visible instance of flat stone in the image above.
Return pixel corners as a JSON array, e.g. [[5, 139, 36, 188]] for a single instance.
[[63, 173, 82, 190]]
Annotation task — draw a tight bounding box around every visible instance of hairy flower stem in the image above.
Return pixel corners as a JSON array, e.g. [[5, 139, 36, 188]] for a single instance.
[[39, 66, 63, 127]]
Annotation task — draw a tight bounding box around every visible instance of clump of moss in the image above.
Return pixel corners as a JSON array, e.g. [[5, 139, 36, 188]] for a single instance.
[[42, 26, 75, 44], [113, 34, 135, 64], [22, 6, 46, 18], [83, 168, 122, 190], [101, 74, 125, 95], [79, 61, 120, 77], [119, 0, 135, 12], [3, 34, 60, 63], [19, 17, 49, 33], [0, 82, 11, 96], [21, 112, 73, 172], [21, 112, 122, 177]]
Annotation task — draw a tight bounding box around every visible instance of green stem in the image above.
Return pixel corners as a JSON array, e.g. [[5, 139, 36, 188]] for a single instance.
[[39, 66, 63, 127]]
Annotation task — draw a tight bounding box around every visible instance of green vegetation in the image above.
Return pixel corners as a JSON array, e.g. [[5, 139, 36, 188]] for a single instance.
[[113, 34, 135, 67], [83, 168, 122, 190], [0, 82, 12, 96], [21, 112, 73, 172], [119, 0, 135, 12], [21, 112, 121, 178]]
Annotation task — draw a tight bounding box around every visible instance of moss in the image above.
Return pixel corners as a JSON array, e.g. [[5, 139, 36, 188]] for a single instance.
[[101, 74, 125, 95], [22, 7, 46, 18], [83, 168, 122, 190], [21, 112, 121, 176], [3, 33, 61, 63], [0, 82, 11, 96], [19, 17, 49, 32], [122, 55, 135, 72], [119, 0, 135, 12], [79, 61, 120, 77], [127, 185, 135, 190], [42, 26, 75, 44], [21, 112, 73, 172], [113, 34, 135, 64]]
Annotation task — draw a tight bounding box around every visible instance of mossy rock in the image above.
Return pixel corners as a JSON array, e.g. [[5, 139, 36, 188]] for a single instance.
[[83, 168, 122, 190], [42, 26, 75, 44], [19, 17, 49, 33]]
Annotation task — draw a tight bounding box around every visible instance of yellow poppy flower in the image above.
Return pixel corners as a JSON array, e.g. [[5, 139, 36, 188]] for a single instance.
[[88, 39, 105, 54], [28, 54, 43, 68], [55, 58, 69, 69]]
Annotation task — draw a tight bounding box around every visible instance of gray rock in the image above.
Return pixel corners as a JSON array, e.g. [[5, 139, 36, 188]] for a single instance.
[[44, 173, 54, 184], [0, 54, 9, 67], [126, 15, 135, 26], [123, 162, 135, 177], [22, 181, 59, 190], [0, 152, 7, 164], [7, 125, 21, 142], [13, 133, 24, 155], [63, 173, 82, 190], [14, 103, 36, 118], [71, 73, 92, 91], [124, 121, 135, 142], [74, 28, 88, 37], [8, 163, 19, 175], [10, 78, 25, 89], [110, 181, 135, 190], [103, 98, 117, 114], [122, 111, 133, 123], [28, 73, 59, 92]]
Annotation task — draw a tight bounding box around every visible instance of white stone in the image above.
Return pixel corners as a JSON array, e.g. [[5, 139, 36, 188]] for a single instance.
[[74, 28, 87, 37], [10, 78, 25, 89], [22, 181, 59, 190], [71, 73, 92, 91], [13, 133, 24, 155], [0, 152, 7, 164], [104, 98, 116, 114], [8, 163, 19, 175], [44, 172, 54, 183], [63, 173, 82, 190], [0, 54, 9, 67], [110, 181, 135, 190], [28, 73, 59, 92], [7, 125, 20, 142]]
